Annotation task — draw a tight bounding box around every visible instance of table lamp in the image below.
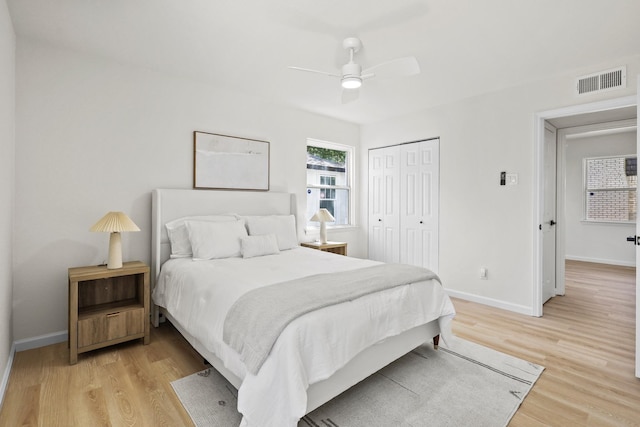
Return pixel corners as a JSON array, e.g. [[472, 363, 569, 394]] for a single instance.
[[90, 211, 140, 269], [310, 208, 335, 244]]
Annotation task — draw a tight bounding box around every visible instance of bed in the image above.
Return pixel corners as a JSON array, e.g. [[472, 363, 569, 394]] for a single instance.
[[151, 188, 455, 427]]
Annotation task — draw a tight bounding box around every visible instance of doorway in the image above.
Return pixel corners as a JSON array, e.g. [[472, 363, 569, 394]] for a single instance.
[[534, 95, 638, 379], [534, 95, 637, 317]]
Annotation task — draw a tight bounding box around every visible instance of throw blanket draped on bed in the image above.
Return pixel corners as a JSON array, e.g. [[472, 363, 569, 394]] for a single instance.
[[223, 263, 441, 374]]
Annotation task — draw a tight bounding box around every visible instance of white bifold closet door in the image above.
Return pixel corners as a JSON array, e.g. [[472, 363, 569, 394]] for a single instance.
[[368, 144, 401, 263], [368, 138, 439, 273]]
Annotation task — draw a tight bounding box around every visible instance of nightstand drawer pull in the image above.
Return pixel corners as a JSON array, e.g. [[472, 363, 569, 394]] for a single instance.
[[106, 312, 121, 318]]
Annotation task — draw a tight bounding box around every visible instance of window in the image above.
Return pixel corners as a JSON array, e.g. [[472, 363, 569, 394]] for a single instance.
[[319, 176, 337, 213], [306, 139, 353, 226], [584, 155, 637, 222]]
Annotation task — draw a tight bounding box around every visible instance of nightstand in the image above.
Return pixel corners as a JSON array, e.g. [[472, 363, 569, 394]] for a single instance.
[[301, 241, 347, 256], [68, 261, 150, 364]]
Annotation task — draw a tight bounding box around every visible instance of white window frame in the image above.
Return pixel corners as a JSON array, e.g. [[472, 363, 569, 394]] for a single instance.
[[583, 154, 637, 224], [306, 138, 355, 228]]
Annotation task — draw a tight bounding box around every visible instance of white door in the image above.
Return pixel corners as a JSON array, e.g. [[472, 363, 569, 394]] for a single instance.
[[368, 146, 400, 263], [399, 139, 439, 272], [542, 125, 557, 303], [636, 75, 640, 378]]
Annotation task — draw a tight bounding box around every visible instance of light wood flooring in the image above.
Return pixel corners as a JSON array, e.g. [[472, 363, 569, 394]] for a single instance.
[[453, 260, 639, 426], [0, 260, 638, 426]]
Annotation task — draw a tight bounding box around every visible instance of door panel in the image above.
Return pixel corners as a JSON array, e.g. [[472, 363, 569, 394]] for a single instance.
[[400, 139, 439, 272], [368, 147, 400, 263], [368, 153, 383, 261], [383, 152, 400, 263], [542, 125, 557, 303], [636, 74, 640, 378]]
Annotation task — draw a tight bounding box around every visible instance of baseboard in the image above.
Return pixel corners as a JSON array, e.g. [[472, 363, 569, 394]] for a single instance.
[[14, 330, 67, 352], [445, 289, 533, 316], [0, 331, 68, 408], [565, 255, 635, 267], [0, 342, 16, 409]]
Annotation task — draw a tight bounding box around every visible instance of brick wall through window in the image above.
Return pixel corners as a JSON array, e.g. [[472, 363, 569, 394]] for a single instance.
[[585, 156, 637, 222]]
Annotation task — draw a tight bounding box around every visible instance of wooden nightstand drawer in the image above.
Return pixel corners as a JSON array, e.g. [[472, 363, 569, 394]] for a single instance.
[[78, 306, 144, 348]]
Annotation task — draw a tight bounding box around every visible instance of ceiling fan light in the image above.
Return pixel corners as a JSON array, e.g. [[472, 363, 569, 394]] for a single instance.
[[341, 76, 362, 89]]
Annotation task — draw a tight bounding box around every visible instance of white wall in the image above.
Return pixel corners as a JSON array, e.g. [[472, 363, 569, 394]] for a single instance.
[[11, 37, 640, 342], [565, 129, 636, 266], [13, 39, 362, 342], [360, 55, 640, 314], [0, 0, 15, 391]]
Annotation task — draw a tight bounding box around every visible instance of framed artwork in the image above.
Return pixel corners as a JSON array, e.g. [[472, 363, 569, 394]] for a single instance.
[[193, 131, 270, 190]]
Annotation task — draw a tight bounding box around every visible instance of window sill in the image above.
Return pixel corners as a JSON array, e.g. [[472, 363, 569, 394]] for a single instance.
[[580, 219, 636, 226], [305, 224, 359, 233]]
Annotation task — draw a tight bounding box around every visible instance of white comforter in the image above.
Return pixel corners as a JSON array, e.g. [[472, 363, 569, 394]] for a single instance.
[[153, 247, 456, 427]]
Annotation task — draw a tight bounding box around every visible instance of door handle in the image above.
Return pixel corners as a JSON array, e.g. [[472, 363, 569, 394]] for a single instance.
[[539, 220, 556, 230], [626, 235, 639, 245]]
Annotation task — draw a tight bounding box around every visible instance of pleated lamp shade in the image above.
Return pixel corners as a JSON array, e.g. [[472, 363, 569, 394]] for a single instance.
[[90, 212, 140, 269], [310, 208, 335, 244]]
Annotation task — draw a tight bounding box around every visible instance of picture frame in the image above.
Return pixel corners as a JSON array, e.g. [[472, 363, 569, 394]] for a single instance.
[[193, 131, 270, 191]]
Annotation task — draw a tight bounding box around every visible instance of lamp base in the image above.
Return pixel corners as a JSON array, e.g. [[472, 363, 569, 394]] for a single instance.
[[319, 222, 328, 244], [107, 232, 123, 269]]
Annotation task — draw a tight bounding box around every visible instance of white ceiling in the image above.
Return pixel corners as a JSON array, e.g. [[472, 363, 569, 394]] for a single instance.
[[7, 0, 640, 124]]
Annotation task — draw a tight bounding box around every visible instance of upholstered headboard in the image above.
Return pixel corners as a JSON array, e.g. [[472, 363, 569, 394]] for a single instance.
[[151, 188, 296, 289]]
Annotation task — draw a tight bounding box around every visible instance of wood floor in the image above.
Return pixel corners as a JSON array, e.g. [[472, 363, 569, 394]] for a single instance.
[[0, 260, 638, 426], [453, 260, 639, 426]]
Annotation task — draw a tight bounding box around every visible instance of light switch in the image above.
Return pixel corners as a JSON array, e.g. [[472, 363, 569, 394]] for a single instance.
[[506, 173, 518, 185]]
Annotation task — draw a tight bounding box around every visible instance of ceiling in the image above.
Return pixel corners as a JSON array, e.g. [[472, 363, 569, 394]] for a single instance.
[[7, 0, 640, 124]]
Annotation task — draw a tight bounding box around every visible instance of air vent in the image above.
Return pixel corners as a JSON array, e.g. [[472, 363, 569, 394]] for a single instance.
[[576, 66, 626, 95]]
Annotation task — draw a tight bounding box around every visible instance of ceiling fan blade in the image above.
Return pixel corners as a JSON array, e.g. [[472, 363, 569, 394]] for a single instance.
[[288, 66, 340, 78], [341, 88, 359, 104], [362, 56, 421, 79]]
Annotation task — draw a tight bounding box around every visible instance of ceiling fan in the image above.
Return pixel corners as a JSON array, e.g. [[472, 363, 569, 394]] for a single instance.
[[288, 37, 421, 97]]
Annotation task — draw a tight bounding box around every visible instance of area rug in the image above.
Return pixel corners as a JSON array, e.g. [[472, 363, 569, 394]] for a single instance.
[[171, 337, 544, 427]]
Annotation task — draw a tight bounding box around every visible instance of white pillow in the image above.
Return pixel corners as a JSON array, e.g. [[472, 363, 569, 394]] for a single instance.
[[165, 215, 238, 258], [244, 215, 298, 250], [186, 219, 248, 260], [241, 234, 280, 259]]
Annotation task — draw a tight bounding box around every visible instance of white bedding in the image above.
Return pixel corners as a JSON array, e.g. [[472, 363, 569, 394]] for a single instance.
[[153, 247, 456, 427]]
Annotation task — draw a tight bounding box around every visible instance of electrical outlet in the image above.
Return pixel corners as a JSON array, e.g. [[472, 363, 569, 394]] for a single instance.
[[480, 267, 488, 279]]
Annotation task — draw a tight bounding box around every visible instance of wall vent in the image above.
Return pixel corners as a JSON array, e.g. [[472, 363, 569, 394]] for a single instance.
[[576, 66, 626, 95]]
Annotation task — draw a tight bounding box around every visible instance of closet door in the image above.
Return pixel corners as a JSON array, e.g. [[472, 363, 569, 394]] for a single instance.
[[400, 139, 439, 272], [368, 146, 400, 263]]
